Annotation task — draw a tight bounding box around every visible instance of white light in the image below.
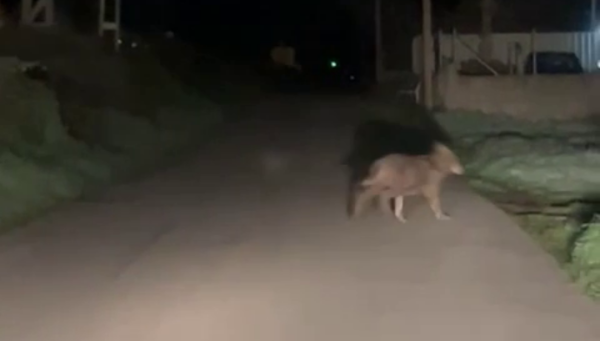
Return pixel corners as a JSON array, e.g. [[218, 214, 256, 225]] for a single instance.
[[596, 60, 600, 68]]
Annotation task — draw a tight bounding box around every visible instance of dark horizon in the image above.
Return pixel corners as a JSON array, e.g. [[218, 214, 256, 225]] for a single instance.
[[121, 0, 371, 70], [1, 0, 592, 73], [119, 0, 592, 70]]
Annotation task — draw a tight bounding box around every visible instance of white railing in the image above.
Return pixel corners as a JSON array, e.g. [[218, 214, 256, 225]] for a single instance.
[[413, 30, 600, 74]]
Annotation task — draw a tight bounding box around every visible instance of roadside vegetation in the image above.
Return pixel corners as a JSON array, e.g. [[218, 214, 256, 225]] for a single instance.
[[0, 27, 259, 233], [436, 110, 600, 300]]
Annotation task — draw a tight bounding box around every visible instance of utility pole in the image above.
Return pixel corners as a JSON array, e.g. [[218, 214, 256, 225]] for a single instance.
[[374, 0, 383, 83], [421, 0, 433, 108], [593, 0, 597, 69], [593, 0, 597, 30]]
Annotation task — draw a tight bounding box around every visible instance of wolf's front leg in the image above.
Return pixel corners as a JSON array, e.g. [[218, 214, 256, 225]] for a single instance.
[[423, 186, 450, 221], [377, 192, 394, 215]]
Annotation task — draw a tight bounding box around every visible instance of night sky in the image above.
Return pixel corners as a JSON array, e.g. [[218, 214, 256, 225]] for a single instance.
[[122, 0, 365, 63], [1, 0, 592, 70], [117, 0, 587, 62]]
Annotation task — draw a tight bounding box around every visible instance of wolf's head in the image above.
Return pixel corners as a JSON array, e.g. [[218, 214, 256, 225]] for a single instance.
[[429, 143, 464, 175]]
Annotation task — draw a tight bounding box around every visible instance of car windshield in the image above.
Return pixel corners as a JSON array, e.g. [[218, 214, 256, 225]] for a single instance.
[[529, 52, 583, 73]]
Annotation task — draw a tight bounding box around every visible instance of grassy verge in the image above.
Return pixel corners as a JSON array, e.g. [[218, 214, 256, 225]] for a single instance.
[[0, 32, 256, 233], [435, 110, 600, 300]]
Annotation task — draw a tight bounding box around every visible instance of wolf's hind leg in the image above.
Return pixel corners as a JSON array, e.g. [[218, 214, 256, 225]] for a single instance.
[[393, 196, 407, 223]]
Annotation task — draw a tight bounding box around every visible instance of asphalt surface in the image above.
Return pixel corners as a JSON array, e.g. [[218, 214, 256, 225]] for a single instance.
[[0, 96, 598, 341]]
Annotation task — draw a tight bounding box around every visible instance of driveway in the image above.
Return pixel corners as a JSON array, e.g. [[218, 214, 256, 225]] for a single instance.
[[0, 95, 598, 341]]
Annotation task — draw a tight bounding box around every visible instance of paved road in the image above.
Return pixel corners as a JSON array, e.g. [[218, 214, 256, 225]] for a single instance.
[[0, 96, 598, 341]]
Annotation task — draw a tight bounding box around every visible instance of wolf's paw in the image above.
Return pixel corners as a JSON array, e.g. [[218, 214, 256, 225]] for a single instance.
[[395, 214, 407, 223], [435, 212, 451, 221]]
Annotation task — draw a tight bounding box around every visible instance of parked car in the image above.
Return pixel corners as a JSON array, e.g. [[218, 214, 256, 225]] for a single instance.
[[524, 51, 584, 74]]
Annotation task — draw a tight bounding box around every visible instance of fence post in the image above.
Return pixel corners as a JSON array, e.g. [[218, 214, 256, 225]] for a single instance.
[[436, 29, 443, 72], [530, 29, 537, 74], [507, 43, 512, 74], [515, 42, 523, 75], [451, 28, 457, 63], [98, 0, 121, 52], [421, 0, 434, 109]]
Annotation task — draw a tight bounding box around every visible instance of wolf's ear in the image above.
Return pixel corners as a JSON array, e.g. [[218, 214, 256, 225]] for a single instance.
[[360, 160, 384, 187], [432, 142, 451, 155], [430, 142, 462, 173]]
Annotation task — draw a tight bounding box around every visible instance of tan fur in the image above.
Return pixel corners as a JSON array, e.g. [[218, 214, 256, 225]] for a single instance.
[[349, 142, 463, 222]]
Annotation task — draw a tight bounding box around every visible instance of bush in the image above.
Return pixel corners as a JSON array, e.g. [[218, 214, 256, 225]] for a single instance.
[[436, 110, 600, 299], [570, 215, 600, 300], [0, 55, 222, 231], [435, 111, 600, 203]]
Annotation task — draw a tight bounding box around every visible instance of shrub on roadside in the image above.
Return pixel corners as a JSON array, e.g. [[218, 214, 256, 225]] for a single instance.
[[435, 111, 600, 203], [436, 110, 600, 299], [570, 215, 600, 300], [0, 56, 222, 231]]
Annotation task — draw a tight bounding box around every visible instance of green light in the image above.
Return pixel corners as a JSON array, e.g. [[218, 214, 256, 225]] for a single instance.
[[329, 60, 338, 68]]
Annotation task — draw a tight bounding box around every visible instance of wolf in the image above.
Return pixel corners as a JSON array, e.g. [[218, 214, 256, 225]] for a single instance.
[[348, 142, 463, 222], [342, 118, 449, 216]]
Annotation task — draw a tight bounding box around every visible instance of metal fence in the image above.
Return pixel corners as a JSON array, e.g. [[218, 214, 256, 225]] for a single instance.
[[412, 31, 600, 74]]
